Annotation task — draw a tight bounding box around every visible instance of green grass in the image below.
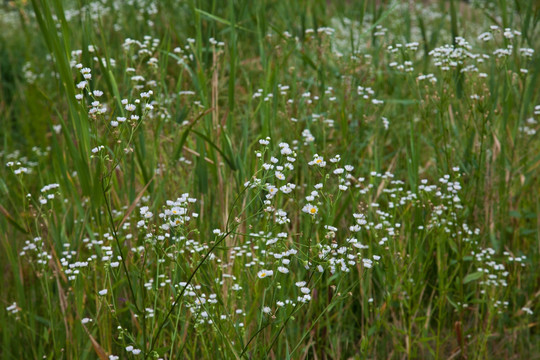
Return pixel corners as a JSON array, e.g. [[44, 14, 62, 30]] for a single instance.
[[1, 0, 539, 359]]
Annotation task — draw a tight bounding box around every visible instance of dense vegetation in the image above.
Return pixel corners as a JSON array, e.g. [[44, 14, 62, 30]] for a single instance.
[[1, 0, 539, 358]]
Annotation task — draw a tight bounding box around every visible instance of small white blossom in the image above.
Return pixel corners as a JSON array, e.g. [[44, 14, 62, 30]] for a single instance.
[[257, 270, 274, 279]]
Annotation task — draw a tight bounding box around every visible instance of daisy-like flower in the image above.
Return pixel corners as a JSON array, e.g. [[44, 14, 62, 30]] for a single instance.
[[275, 171, 285, 180], [278, 266, 289, 274], [170, 207, 186, 216], [91, 145, 105, 154], [522, 307, 534, 315], [302, 204, 318, 216], [280, 185, 293, 194], [257, 269, 274, 279], [266, 185, 278, 198], [6, 302, 19, 314], [140, 206, 153, 219], [309, 154, 326, 167]]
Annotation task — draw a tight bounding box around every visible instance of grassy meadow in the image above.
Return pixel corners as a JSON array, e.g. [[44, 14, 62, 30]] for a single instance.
[[1, 0, 540, 358]]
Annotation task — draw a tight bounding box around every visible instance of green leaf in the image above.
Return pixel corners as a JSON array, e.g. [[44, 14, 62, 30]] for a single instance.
[[463, 271, 483, 284], [194, 8, 253, 33], [191, 130, 237, 171], [171, 108, 213, 163]]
